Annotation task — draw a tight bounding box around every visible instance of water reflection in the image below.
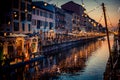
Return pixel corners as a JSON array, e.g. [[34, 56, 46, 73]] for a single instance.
[[33, 40, 103, 79], [56, 40, 102, 74], [56, 38, 113, 80], [1, 38, 113, 80]]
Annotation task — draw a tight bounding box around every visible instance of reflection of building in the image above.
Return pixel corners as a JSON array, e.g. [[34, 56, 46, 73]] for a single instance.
[[32, 1, 55, 39], [0, 0, 32, 35], [56, 40, 102, 73], [0, 34, 38, 63]]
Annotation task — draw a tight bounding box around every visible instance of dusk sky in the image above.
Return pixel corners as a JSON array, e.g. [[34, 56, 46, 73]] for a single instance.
[[33, 0, 120, 28]]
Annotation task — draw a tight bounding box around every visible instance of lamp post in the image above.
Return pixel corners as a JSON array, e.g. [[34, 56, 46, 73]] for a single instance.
[[118, 19, 120, 46], [102, 3, 113, 70]]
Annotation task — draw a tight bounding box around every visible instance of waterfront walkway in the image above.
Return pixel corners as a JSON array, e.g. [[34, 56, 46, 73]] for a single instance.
[[1, 36, 101, 68], [104, 35, 120, 80]]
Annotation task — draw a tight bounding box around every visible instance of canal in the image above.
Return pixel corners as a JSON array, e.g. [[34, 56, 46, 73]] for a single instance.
[[37, 36, 113, 80], [1, 36, 114, 80]]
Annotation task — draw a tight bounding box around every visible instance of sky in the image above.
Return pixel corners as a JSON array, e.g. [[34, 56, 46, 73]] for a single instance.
[[33, 0, 120, 28]]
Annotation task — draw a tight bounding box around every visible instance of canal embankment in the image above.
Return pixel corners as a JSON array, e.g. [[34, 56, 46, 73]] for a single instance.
[[42, 36, 103, 55], [1, 36, 104, 68]]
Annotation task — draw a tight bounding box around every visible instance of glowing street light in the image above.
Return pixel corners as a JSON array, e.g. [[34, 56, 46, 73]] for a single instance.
[[44, 2, 47, 6], [32, 6, 36, 9]]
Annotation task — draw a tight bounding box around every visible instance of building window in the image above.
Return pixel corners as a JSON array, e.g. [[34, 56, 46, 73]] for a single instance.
[[22, 23, 25, 31], [43, 12, 47, 17], [40, 21, 42, 26], [14, 22, 19, 31], [28, 24, 31, 31], [45, 12, 47, 17], [21, 13, 25, 21], [40, 11, 43, 16], [49, 22, 53, 29], [32, 19, 36, 25], [37, 10, 39, 15], [32, 9, 35, 14], [13, 11, 19, 20], [21, 2, 25, 11], [45, 21, 48, 27], [27, 14, 31, 21], [37, 20, 42, 29], [27, 4, 32, 12], [13, 0, 19, 9], [49, 13, 53, 19], [37, 20, 40, 29]]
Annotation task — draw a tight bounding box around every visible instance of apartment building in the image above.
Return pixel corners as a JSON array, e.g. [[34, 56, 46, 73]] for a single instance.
[[0, 0, 32, 35], [32, 1, 55, 38]]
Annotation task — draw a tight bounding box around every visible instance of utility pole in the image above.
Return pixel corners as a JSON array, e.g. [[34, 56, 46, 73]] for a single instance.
[[118, 20, 120, 42], [118, 19, 120, 50], [102, 3, 113, 70]]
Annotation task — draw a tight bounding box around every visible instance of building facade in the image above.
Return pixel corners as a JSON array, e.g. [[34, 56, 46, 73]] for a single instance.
[[0, 0, 32, 35], [72, 13, 81, 33], [55, 7, 66, 34], [61, 1, 86, 32], [32, 1, 55, 39], [64, 11, 72, 33]]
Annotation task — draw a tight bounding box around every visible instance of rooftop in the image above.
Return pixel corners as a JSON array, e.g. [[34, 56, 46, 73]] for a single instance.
[[32, 1, 55, 13]]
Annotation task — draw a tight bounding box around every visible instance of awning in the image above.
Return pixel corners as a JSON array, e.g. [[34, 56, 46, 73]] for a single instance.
[[7, 33, 28, 37]]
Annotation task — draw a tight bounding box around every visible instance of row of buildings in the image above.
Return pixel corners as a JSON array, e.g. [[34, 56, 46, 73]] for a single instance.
[[0, 0, 105, 62], [0, 0, 104, 37]]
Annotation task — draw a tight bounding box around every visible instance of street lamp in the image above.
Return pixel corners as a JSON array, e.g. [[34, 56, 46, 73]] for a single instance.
[[32, 6, 36, 9], [44, 2, 47, 6]]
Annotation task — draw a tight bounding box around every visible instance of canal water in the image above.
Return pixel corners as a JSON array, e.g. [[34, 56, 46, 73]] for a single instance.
[[55, 38, 113, 80], [1, 36, 114, 80], [38, 36, 113, 80]]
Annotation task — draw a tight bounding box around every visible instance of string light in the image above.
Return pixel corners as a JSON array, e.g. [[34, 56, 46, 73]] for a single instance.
[[106, 11, 114, 27], [86, 5, 101, 14], [98, 13, 104, 23]]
